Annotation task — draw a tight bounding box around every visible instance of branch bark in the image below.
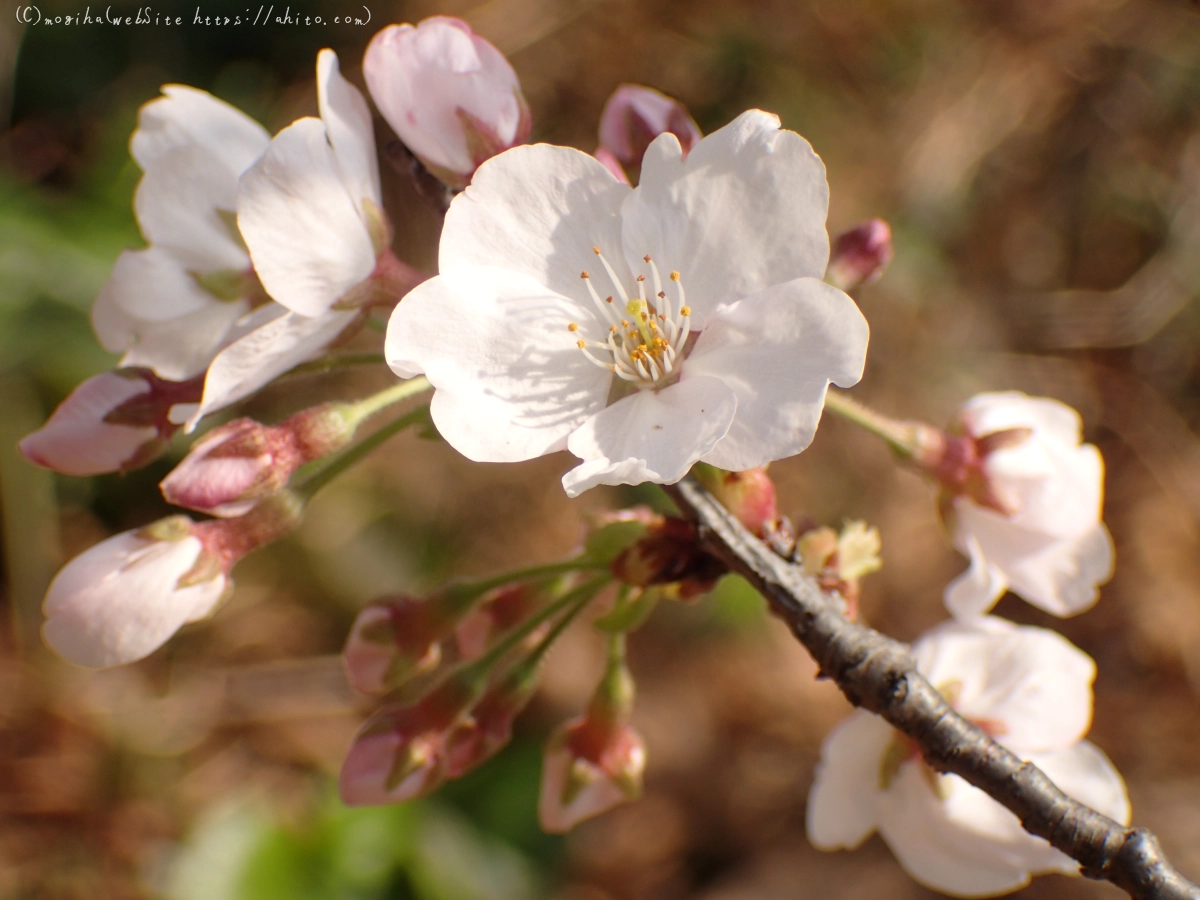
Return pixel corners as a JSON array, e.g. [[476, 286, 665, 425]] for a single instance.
[[664, 477, 1200, 900]]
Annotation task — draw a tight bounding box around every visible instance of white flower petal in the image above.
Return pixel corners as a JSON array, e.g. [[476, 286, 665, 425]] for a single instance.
[[134, 146, 249, 272], [877, 764, 1046, 898], [687, 277, 868, 471], [189, 308, 359, 430], [944, 533, 1010, 619], [954, 506, 1113, 617], [439, 144, 629, 300], [1032, 742, 1130, 827], [98, 246, 236, 323], [913, 617, 1095, 753], [620, 110, 829, 324], [316, 49, 382, 210], [563, 376, 736, 497], [131, 84, 270, 176], [387, 266, 610, 460], [962, 392, 1083, 450], [805, 709, 893, 850], [92, 272, 249, 381], [42, 533, 226, 668], [237, 117, 376, 317]]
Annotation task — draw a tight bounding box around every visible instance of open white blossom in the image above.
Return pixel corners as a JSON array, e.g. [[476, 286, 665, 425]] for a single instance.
[[179, 48, 388, 429], [945, 392, 1114, 619], [386, 110, 869, 496], [807, 617, 1130, 898], [91, 85, 271, 381], [42, 519, 227, 668]]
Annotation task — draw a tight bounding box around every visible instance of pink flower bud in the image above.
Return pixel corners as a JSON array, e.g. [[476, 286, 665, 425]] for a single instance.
[[443, 670, 538, 778], [538, 718, 646, 833], [696, 467, 779, 537], [454, 582, 541, 660], [593, 146, 630, 184], [597, 84, 702, 169], [825, 218, 894, 291], [42, 516, 229, 668], [160, 404, 355, 518], [343, 597, 443, 695], [20, 369, 202, 476], [364, 17, 531, 187], [339, 677, 481, 805]]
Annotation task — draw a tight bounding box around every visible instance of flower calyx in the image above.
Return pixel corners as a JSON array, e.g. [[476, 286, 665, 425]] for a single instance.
[[610, 515, 726, 599]]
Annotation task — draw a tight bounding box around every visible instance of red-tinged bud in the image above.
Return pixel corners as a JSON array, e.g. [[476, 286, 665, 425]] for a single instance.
[[20, 369, 203, 476], [443, 668, 538, 778], [610, 517, 726, 598], [826, 218, 894, 291], [161, 403, 360, 518], [598, 84, 702, 169], [454, 582, 543, 661], [695, 466, 779, 537], [919, 417, 1034, 518], [538, 718, 645, 833], [344, 585, 484, 695], [339, 674, 483, 806]]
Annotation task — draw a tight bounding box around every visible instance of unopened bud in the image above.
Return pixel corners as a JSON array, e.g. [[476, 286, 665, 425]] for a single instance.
[[826, 219, 893, 291], [695, 466, 779, 537], [454, 582, 543, 660], [344, 598, 443, 695], [598, 84, 702, 169], [20, 369, 202, 476], [593, 146, 630, 184], [161, 404, 359, 517], [538, 717, 646, 833], [443, 667, 538, 778], [364, 17, 531, 188]]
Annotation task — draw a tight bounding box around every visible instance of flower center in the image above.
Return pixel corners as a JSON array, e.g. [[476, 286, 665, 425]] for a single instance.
[[567, 248, 691, 389]]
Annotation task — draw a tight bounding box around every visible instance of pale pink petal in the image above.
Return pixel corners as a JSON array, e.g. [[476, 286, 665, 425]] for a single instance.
[[97, 246, 239, 323], [20, 373, 158, 476], [686, 277, 868, 471], [620, 110, 829, 325], [563, 376, 736, 497], [438, 144, 629, 301], [386, 266, 610, 461], [944, 533, 1009, 619], [237, 117, 375, 317], [316, 49, 381, 210], [805, 709, 893, 850], [42, 532, 226, 668], [912, 617, 1095, 753], [130, 84, 270, 176]]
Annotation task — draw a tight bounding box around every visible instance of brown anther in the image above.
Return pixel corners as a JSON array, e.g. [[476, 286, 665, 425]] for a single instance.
[[643, 254, 652, 263], [641, 313, 649, 323], [657, 291, 666, 299], [605, 296, 614, 304], [636, 275, 645, 282], [581, 270, 590, 279], [592, 246, 601, 255]]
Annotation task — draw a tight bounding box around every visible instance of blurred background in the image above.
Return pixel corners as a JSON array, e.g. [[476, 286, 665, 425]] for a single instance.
[[3, 0, 1200, 896]]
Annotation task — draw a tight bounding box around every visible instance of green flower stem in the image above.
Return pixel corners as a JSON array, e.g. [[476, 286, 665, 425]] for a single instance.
[[341, 376, 431, 428], [288, 351, 388, 376], [292, 404, 428, 501], [457, 575, 611, 688], [823, 389, 931, 459], [513, 579, 610, 680]]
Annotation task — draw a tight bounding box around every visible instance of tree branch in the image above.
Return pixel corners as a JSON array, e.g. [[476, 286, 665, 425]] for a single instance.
[[664, 476, 1200, 900]]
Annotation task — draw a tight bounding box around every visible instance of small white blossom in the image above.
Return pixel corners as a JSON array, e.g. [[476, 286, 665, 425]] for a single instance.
[[806, 617, 1130, 898], [92, 85, 271, 381], [386, 110, 869, 496], [945, 392, 1114, 619]]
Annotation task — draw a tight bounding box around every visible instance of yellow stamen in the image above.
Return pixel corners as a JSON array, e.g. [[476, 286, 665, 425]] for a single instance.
[[568, 323, 579, 332]]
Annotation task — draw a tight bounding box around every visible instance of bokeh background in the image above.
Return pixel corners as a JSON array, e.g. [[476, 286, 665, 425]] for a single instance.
[[3, 0, 1200, 897]]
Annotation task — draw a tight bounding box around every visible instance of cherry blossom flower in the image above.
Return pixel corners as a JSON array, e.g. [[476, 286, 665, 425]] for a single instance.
[[20, 369, 201, 476], [363, 16, 531, 187], [182, 49, 421, 429], [598, 84, 702, 170], [386, 110, 869, 496], [940, 392, 1114, 619], [42, 517, 229, 668], [91, 85, 272, 382], [806, 617, 1130, 897]]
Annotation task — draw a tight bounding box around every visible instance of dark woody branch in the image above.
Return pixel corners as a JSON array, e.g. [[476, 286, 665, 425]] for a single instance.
[[664, 476, 1200, 900]]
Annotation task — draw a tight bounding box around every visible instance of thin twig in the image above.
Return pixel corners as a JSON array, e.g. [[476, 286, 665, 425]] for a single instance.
[[664, 477, 1200, 900]]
